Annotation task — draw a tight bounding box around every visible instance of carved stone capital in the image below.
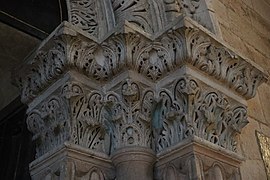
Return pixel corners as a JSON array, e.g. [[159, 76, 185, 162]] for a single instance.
[[14, 2, 268, 179], [25, 70, 249, 159], [15, 18, 267, 105], [18, 19, 264, 155]]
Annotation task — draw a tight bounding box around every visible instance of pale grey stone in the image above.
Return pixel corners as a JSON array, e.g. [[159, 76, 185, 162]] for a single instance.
[[13, 1, 268, 179]]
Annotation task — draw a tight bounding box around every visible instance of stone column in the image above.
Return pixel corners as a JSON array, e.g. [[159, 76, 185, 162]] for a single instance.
[[112, 147, 155, 180], [14, 1, 267, 180]]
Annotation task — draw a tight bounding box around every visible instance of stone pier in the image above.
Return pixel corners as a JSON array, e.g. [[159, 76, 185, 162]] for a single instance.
[[14, 0, 267, 179]]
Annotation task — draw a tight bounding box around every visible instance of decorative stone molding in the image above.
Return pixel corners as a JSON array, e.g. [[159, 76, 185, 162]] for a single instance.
[[25, 71, 249, 158], [67, 0, 219, 37], [155, 75, 248, 153], [26, 96, 70, 157], [14, 3, 267, 179], [68, 0, 115, 39], [29, 143, 115, 180], [15, 18, 266, 105], [155, 137, 243, 180], [26, 81, 107, 158]]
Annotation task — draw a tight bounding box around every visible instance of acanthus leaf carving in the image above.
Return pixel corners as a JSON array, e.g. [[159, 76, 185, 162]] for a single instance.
[[18, 17, 266, 161], [186, 28, 266, 99], [103, 79, 154, 151], [26, 82, 107, 157], [26, 76, 250, 172], [181, 0, 201, 16], [70, 0, 115, 39], [154, 76, 248, 152], [128, 29, 186, 81], [16, 23, 266, 105], [68, 34, 125, 81], [61, 81, 84, 99], [19, 39, 66, 103], [27, 96, 70, 157], [68, 0, 210, 37], [154, 89, 184, 152], [112, 0, 154, 33], [16, 2, 267, 179]]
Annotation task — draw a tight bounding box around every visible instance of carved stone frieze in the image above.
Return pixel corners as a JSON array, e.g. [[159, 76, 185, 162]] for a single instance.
[[69, 0, 115, 39], [103, 79, 153, 150], [185, 28, 265, 99], [26, 71, 249, 159], [15, 19, 267, 105], [111, 0, 183, 34], [26, 78, 153, 157], [16, 30, 126, 104], [19, 21, 266, 175], [126, 30, 186, 81], [68, 0, 219, 37]]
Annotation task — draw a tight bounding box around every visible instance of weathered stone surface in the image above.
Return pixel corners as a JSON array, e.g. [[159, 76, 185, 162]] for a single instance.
[[29, 143, 115, 180], [247, 93, 265, 124], [211, 0, 270, 80], [155, 137, 243, 180], [238, 118, 261, 160], [238, 117, 270, 179], [251, 0, 270, 25], [258, 83, 270, 125], [258, 122, 270, 138], [15, 19, 266, 106], [112, 147, 155, 180], [12, 1, 269, 180], [68, 0, 219, 37], [24, 68, 251, 160], [240, 160, 267, 180], [211, 11, 270, 180]]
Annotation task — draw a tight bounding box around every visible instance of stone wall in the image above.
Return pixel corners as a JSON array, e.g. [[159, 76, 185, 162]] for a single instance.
[[212, 0, 270, 179]]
